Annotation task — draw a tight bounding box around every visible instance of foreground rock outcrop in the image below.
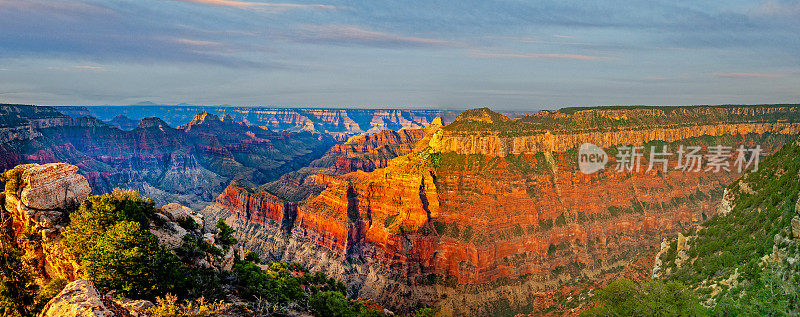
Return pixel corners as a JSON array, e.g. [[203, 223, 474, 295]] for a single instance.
[[1, 162, 238, 303], [38, 279, 152, 317], [1, 162, 91, 282], [151, 202, 238, 271]]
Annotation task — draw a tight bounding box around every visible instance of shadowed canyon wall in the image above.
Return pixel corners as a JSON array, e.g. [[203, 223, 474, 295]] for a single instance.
[[57, 105, 459, 140], [0, 104, 334, 210]]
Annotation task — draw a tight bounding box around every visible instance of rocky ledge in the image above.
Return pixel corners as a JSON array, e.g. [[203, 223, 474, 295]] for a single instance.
[[38, 279, 153, 317], [1, 162, 92, 281], [1, 162, 238, 295]]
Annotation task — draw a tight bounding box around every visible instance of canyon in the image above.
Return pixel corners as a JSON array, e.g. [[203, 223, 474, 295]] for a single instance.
[[56, 104, 459, 140], [205, 105, 800, 315], [0, 104, 335, 210], [3, 103, 800, 316]]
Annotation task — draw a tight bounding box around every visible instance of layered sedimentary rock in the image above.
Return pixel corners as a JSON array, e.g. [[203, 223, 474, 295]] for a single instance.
[[0, 104, 71, 144], [254, 119, 444, 204], [19, 163, 92, 210], [217, 182, 298, 231], [318, 124, 434, 173], [1, 163, 91, 282], [57, 104, 459, 139], [0, 105, 334, 209], [208, 105, 800, 315]]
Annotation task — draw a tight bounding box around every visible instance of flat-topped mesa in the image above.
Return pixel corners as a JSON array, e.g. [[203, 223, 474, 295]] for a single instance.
[[452, 107, 511, 124], [441, 105, 800, 156], [0, 104, 71, 143], [446, 104, 800, 135]]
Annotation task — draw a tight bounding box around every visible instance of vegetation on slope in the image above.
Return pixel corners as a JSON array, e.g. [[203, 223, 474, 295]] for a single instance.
[[581, 279, 705, 316], [583, 136, 800, 316], [2, 187, 435, 316]]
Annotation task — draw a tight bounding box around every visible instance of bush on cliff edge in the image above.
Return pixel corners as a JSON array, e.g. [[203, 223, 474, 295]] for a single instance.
[[62, 189, 181, 299]]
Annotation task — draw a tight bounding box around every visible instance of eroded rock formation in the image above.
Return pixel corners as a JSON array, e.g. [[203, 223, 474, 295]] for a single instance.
[[1, 163, 90, 282], [1, 162, 237, 294], [207, 105, 800, 315], [0, 104, 334, 210]]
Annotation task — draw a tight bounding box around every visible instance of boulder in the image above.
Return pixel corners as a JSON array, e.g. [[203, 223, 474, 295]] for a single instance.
[[38, 280, 116, 317], [161, 202, 205, 230], [161, 202, 190, 221], [188, 212, 205, 231], [116, 299, 153, 317], [2, 163, 89, 282], [19, 163, 91, 210], [150, 221, 188, 250]]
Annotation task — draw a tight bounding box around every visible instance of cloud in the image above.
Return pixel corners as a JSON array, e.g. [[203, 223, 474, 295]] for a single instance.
[[0, 0, 277, 68], [751, 1, 800, 18], [47, 65, 106, 72], [175, 38, 223, 47], [173, 0, 335, 12], [0, 0, 112, 14], [712, 72, 782, 79], [294, 25, 458, 48], [470, 51, 607, 61]]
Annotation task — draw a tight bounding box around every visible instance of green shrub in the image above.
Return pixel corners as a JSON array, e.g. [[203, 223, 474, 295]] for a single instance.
[[244, 250, 261, 264], [0, 249, 38, 317], [62, 189, 219, 301], [177, 216, 199, 231], [232, 261, 304, 304], [82, 221, 181, 299], [216, 219, 237, 250], [63, 189, 157, 261], [581, 279, 705, 317], [308, 291, 354, 317]]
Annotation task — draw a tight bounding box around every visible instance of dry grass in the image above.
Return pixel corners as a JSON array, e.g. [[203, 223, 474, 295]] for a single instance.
[[148, 294, 232, 317]]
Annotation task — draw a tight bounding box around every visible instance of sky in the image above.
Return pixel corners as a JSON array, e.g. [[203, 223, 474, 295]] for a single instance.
[[0, 0, 799, 110]]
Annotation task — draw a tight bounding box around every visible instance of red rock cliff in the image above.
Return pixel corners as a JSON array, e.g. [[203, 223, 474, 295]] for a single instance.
[[211, 105, 800, 315]]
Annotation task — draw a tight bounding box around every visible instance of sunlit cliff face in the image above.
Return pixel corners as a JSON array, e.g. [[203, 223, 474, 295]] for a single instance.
[[211, 106, 800, 315]]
